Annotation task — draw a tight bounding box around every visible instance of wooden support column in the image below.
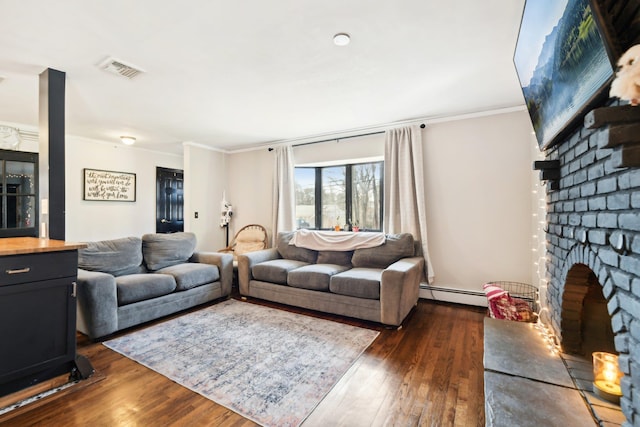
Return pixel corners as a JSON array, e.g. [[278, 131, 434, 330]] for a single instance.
[[38, 68, 66, 240]]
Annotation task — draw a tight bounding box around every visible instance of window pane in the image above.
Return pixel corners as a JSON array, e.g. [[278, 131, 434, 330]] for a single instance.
[[321, 166, 346, 229], [294, 161, 383, 232], [0, 152, 38, 237], [294, 168, 315, 229], [6, 196, 35, 228], [6, 161, 35, 194], [352, 163, 382, 230]]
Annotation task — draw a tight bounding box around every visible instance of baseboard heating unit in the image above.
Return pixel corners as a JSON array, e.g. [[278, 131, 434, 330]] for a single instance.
[[419, 284, 488, 307]]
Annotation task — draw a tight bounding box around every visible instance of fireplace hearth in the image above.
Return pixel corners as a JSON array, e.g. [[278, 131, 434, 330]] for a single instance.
[[483, 316, 626, 426]]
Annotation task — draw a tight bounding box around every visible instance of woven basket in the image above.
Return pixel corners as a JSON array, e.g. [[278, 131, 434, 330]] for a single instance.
[[485, 281, 539, 313]]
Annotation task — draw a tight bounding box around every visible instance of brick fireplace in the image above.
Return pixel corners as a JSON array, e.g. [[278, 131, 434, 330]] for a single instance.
[[533, 2, 640, 424], [540, 105, 640, 424]]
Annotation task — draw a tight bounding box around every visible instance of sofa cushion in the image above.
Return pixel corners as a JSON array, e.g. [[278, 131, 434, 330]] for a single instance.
[[116, 274, 177, 306], [252, 259, 309, 285], [276, 232, 317, 263], [329, 268, 383, 300], [351, 233, 415, 269], [78, 236, 145, 277], [142, 232, 197, 271], [316, 250, 353, 266], [288, 264, 351, 291], [156, 262, 220, 291]]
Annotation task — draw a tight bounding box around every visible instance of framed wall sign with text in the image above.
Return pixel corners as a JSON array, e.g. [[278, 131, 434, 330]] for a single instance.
[[83, 168, 136, 202]]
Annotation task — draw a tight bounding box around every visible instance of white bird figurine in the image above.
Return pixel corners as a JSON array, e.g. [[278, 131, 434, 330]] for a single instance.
[[610, 44, 640, 106]]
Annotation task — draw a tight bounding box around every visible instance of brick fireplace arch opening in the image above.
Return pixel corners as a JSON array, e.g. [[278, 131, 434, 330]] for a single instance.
[[560, 263, 616, 357]]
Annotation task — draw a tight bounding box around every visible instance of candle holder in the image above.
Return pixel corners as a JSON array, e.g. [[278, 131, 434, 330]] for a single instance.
[[592, 351, 622, 403]]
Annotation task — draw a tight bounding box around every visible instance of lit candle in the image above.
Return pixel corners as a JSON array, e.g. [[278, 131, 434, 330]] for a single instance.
[[593, 352, 622, 403]]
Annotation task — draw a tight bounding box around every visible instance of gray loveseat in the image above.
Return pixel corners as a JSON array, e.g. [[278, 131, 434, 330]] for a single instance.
[[237, 231, 424, 326], [76, 232, 233, 340]]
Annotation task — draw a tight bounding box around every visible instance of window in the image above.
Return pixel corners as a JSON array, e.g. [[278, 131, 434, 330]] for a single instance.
[[295, 161, 383, 231], [294, 168, 316, 229], [321, 166, 346, 229], [0, 150, 38, 238]]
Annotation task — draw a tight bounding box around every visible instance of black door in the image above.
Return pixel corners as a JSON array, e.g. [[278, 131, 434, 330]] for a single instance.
[[156, 167, 184, 233]]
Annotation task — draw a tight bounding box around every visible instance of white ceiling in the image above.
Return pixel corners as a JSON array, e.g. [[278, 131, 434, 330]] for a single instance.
[[0, 0, 527, 154]]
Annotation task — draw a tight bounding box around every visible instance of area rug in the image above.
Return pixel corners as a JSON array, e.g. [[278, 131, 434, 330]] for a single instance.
[[103, 299, 379, 427]]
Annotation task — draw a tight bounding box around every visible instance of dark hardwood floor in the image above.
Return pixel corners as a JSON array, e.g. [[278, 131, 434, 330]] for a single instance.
[[0, 297, 486, 426]]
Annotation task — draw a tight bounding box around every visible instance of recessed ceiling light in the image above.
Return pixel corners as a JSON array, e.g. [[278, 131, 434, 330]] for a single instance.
[[120, 136, 136, 145], [333, 33, 350, 46]]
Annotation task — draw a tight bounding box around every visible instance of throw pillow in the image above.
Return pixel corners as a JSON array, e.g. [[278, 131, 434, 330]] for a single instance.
[[351, 233, 414, 268], [235, 241, 266, 256], [317, 250, 353, 266], [276, 231, 317, 263], [234, 227, 266, 255], [142, 232, 197, 271], [78, 236, 144, 277]]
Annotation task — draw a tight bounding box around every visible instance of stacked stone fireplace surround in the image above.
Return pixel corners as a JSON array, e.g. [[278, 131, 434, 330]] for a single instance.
[[542, 105, 640, 424], [539, 3, 640, 425]]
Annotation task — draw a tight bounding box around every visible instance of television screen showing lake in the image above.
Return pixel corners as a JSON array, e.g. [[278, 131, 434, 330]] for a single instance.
[[514, 0, 614, 149]]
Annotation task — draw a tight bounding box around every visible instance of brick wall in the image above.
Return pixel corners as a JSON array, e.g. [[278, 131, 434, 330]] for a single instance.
[[541, 1, 640, 424], [544, 116, 640, 425]]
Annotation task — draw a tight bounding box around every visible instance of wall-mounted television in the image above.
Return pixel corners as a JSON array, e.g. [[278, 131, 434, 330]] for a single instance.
[[514, 0, 615, 150]]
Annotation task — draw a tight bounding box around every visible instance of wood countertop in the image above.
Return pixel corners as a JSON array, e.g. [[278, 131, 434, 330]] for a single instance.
[[0, 237, 87, 256]]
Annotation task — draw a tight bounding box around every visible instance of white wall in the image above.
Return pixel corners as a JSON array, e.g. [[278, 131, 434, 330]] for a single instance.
[[293, 133, 385, 166], [183, 143, 227, 251], [225, 147, 275, 242], [11, 108, 537, 306], [65, 136, 182, 242], [223, 133, 385, 245], [6, 123, 228, 249], [228, 110, 536, 305], [422, 110, 534, 299]]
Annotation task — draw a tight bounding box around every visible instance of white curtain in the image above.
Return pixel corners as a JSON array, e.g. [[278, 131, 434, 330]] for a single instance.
[[384, 125, 434, 283], [272, 145, 296, 246]]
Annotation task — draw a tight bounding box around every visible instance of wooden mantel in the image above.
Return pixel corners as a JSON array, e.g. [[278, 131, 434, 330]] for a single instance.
[[0, 237, 86, 256]]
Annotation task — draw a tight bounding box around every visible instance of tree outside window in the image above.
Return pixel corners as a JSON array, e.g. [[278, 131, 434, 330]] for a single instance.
[[294, 168, 315, 229], [352, 163, 381, 230], [321, 166, 345, 229], [294, 161, 383, 231]]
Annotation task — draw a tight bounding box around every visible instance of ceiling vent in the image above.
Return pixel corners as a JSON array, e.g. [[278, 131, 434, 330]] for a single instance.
[[98, 57, 145, 79]]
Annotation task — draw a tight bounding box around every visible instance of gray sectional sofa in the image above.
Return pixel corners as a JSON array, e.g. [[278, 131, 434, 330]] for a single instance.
[[237, 231, 425, 326], [76, 232, 233, 339]]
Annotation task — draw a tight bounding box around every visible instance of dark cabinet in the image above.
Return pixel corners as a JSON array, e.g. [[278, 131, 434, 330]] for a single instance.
[[0, 242, 91, 396], [0, 149, 38, 238]]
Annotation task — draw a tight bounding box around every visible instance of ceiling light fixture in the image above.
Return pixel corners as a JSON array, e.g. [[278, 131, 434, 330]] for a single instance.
[[120, 136, 136, 145], [99, 57, 145, 79], [333, 33, 351, 46]]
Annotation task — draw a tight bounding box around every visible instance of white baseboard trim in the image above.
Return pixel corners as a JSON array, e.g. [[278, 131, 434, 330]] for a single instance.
[[419, 284, 488, 307]]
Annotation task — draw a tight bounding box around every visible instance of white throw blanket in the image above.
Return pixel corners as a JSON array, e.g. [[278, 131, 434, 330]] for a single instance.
[[290, 230, 386, 251]]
